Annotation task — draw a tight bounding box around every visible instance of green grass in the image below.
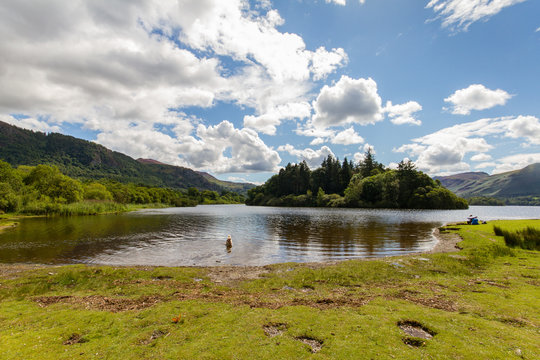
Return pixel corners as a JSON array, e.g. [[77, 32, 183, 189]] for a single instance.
[[494, 224, 540, 250], [0, 220, 539, 359]]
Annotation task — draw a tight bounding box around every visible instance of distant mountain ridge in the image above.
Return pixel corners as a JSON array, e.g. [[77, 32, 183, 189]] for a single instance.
[[435, 164, 540, 204], [0, 121, 254, 194]]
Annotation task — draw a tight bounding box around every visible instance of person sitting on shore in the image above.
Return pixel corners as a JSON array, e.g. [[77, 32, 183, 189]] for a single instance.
[[467, 215, 478, 225]]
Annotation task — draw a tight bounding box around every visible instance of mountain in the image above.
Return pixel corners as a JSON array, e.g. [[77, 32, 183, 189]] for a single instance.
[[0, 121, 254, 194], [435, 164, 540, 204]]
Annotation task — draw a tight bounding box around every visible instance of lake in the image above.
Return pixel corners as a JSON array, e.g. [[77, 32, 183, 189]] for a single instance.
[[1, 205, 539, 266]]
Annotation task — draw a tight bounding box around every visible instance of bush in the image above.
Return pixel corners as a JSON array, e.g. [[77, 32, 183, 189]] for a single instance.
[[495, 225, 540, 251]]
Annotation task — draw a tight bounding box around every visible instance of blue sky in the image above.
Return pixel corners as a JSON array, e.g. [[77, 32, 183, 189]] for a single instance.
[[0, 0, 539, 184]]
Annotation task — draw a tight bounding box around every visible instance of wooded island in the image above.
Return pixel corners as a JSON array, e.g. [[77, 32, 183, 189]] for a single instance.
[[247, 150, 468, 209]]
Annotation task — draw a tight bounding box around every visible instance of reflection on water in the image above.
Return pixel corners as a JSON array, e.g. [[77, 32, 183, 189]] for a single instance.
[[1, 205, 539, 266]]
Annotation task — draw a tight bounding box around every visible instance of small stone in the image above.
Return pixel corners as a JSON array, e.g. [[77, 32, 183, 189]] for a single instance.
[[282, 286, 294, 291], [515, 348, 522, 357], [391, 262, 405, 268]]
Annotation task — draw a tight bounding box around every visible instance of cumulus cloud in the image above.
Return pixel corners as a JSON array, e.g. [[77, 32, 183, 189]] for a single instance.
[[310, 47, 349, 81], [394, 115, 540, 174], [297, 126, 364, 146], [384, 101, 422, 125], [470, 153, 492, 162], [491, 153, 540, 174], [326, 0, 347, 5], [277, 144, 335, 168], [506, 115, 540, 144], [0, 114, 61, 133], [0, 0, 349, 174], [444, 84, 512, 115], [175, 0, 347, 83], [312, 76, 384, 128], [325, 0, 366, 5], [331, 127, 365, 145], [97, 120, 281, 173], [426, 0, 527, 32], [243, 102, 311, 135]]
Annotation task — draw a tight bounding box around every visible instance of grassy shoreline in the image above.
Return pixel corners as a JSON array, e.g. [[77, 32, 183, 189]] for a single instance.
[[1, 220, 539, 359]]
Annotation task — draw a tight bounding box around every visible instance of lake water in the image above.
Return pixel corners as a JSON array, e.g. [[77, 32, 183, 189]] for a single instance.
[[1, 205, 539, 266]]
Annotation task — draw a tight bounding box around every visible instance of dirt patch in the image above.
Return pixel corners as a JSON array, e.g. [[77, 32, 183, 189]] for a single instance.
[[497, 317, 529, 327], [140, 329, 169, 345], [391, 290, 458, 312], [263, 323, 287, 337], [63, 333, 88, 345], [0, 263, 57, 279], [468, 279, 509, 289], [296, 336, 323, 353], [428, 227, 463, 253], [398, 320, 436, 347], [398, 320, 435, 339], [206, 265, 271, 285], [34, 295, 164, 312]]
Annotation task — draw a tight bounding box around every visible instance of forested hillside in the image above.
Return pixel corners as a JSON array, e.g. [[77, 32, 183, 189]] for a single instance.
[[0, 121, 253, 194]]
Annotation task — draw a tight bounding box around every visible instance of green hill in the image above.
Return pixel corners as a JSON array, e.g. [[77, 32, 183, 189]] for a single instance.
[[0, 121, 254, 194], [435, 164, 540, 205]]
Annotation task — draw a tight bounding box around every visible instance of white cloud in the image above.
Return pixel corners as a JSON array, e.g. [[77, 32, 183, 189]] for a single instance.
[[298, 126, 365, 146], [444, 84, 512, 115], [312, 76, 384, 128], [0, 114, 61, 133], [97, 120, 281, 174], [310, 47, 349, 81], [492, 153, 540, 174], [0, 0, 350, 174], [536, 26, 540, 32], [326, 0, 346, 5], [475, 161, 497, 169], [331, 127, 365, 145], [384, 101, 422, 125], [174, 0, 347, 83], [325, 0, 366, 5], [506, 115, 540, 145], [470, 153, 492, 162], [310, 137, 326, 146], [395, 116, 540, 174], [426, 0, 527, 32], [243, 102, 311, 135], [277, 144, 335, 168]]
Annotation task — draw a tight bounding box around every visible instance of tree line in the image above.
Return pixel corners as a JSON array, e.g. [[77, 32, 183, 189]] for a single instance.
[[0, 160, 244, 215], [246, 150, 468, 209]]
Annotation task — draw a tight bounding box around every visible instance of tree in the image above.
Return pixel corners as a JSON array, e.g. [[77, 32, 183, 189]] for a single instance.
[[358, 148, 384, 178], [83, 182, 113, 201], [24, 165, 83, 203]]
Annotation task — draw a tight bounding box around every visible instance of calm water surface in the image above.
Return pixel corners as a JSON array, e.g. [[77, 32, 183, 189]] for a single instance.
[[1, 205, 538, 266]]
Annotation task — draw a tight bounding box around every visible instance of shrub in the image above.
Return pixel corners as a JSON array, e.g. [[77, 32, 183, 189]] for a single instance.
[[495, 225, 540, 251]]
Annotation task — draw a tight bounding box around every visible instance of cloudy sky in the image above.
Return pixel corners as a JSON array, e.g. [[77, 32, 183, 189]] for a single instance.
[[1, 0, 539, 183]]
